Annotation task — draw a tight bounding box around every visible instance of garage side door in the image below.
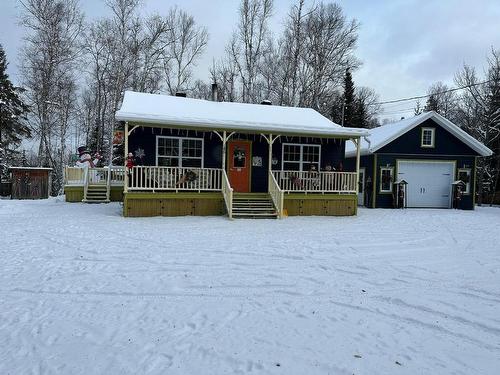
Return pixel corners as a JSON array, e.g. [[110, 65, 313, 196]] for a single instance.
[[397, 161, 454, 208]]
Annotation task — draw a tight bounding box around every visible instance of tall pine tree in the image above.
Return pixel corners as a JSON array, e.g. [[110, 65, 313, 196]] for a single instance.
[[424, 94, 439, 112], [342, 68, 356, 127], [0, 45, 30, 177]]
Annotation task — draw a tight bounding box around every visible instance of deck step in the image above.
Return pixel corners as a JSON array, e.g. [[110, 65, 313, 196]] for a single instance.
[[232, 212, 278, 219], [231, 194, 278, 219], [83, 185, 110, 204], [82, 199, 110, 203]]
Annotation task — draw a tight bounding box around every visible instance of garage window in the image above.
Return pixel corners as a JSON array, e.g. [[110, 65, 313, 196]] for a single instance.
[[458, 168, 471, 194], [380, 167, 394, 193], [421, 128, 435, 148]]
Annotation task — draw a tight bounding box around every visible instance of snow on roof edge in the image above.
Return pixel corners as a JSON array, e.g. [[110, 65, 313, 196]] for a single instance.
[[116, 111, 369, 137], [115, 91, 369, 137]]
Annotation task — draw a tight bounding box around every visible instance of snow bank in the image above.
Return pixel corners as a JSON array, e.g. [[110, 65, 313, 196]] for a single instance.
[[1, 199, 499, 374]]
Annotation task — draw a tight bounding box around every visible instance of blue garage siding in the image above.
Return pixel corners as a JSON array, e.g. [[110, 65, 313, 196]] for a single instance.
[[377, 119, 477, 156]]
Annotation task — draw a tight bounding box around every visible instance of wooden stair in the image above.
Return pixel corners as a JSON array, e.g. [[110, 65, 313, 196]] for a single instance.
[[232, 193, 278, 219], [83, 184, 109, 203]]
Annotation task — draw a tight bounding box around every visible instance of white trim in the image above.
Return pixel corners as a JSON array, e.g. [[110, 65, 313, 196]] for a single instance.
[[421, 127, 435, 148], [358, 167, 365, 206], [379, 166, 394, 193], [457, 168, 472, 195], [345, 111, 492, 157], [281, 143, 321, 171], [156, 135, 204, 168]]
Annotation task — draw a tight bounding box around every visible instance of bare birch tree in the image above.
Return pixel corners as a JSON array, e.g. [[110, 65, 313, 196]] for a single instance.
[[455, 49, 500, 204], [19, 0, 84, 193], [229, 0, 274, 103], [162, 7, 208, 95]]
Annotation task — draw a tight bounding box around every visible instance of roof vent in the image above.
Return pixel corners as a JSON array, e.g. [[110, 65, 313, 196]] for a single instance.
[[175, 92, 187, 98], [260, 100, 272, 105]]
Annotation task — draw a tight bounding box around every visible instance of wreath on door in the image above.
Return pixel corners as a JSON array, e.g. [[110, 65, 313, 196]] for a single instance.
[[233, 147, 246, 160]]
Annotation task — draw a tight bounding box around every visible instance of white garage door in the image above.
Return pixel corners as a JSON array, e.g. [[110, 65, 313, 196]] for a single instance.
[[397, 161, 454, 208]]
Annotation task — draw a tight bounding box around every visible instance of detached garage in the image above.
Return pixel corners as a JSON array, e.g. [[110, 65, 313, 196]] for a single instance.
[[345, 111, 492, 210]]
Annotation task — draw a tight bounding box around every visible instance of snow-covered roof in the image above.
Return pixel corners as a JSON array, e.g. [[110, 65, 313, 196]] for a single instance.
[[345, 111, 492, 157], [9, 167, 53, 170], [116, 91, 368, 138]]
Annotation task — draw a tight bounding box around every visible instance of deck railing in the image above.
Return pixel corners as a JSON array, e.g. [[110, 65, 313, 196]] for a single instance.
[[64, 166, 125, 186], [221, 170, 234, 219], [64, 166, 85, 185], [129, 166, 223, 192], [268, 170, 284, 218], [272, 170, 357, 193]]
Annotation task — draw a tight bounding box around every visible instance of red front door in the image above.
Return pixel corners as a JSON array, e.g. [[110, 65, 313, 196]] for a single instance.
[[228, 140, 251, 192]]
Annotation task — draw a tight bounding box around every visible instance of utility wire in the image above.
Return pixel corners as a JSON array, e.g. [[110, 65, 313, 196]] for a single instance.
[[369, 79, 494, 106]]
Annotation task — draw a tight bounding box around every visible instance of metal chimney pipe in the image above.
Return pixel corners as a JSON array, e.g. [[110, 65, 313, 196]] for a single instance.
[[211, 83, 218, 102]]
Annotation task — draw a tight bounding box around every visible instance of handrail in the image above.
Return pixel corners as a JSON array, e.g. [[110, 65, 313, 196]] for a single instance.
[[83, 167, 89, 201], [273, 170, 357, 193], [221, 170, 233, 219], [268, 170, 284, 218], [106, 167, 112, 201]]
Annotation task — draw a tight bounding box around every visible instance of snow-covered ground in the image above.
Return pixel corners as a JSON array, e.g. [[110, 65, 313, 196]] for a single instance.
[[1, 198, 500, 375]]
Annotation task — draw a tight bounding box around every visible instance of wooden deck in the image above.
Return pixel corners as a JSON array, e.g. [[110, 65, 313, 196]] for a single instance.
[[123, 192, 225, 217], [123, 191, 356, 217], [283, 193, 357, 216]]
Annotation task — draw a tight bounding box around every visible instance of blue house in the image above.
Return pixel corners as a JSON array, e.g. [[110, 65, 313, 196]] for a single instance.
[[345, 111, 492, 210], [115, 91, 368, 218]]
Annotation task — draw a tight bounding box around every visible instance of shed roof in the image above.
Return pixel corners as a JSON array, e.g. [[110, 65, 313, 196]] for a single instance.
[[115, 91, 368, 138], [9, 167, 53, 171], [345, 111, 492, 157]]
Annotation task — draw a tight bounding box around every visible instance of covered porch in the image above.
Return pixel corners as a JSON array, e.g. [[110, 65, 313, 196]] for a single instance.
[[116, 90, 367, 218], [122, 124, 364, 218]]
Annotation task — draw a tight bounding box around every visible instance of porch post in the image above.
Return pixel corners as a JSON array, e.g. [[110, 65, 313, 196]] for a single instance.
[[124, 121, 129, 193], [221, 131, 227, 171], [355, 137, 361, 195], [268, 133, 273, 171]]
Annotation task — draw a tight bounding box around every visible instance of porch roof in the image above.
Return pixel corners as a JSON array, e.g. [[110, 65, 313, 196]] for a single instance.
[[116, 91, 368, 138]]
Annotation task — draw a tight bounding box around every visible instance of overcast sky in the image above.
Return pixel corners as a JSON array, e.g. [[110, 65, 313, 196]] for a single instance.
[[1, 0, 500, 120]]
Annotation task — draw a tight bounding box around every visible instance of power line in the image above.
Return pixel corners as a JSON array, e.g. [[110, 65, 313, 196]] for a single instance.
[[369, 79, 494, 106]]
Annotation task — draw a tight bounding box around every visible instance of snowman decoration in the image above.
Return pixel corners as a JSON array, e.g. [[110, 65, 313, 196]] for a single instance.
[[75, 146, 102, 168]]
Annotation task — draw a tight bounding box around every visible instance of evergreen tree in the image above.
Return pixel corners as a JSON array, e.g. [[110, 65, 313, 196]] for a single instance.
[[424, 94, 439, 112], [414, 100, 423, 116], [354, 97, 367, 128], [0, 45, 30, 178], [342, 68, 356, 126]]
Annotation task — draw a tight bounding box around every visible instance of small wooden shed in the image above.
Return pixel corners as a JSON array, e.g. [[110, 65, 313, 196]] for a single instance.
[[10, 167, 52, 199]]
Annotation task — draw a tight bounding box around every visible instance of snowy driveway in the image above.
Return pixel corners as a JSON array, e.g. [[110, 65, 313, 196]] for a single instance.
[[1, 198, 500, 374]]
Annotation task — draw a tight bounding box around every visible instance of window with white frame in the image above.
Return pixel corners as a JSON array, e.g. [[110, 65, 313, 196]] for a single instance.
[[156, 136, 203, 167], [457, 168, 471, 194], [380, 167, 394, 193], [421, 127, 435, 148], [282, 143, 320, 171]]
